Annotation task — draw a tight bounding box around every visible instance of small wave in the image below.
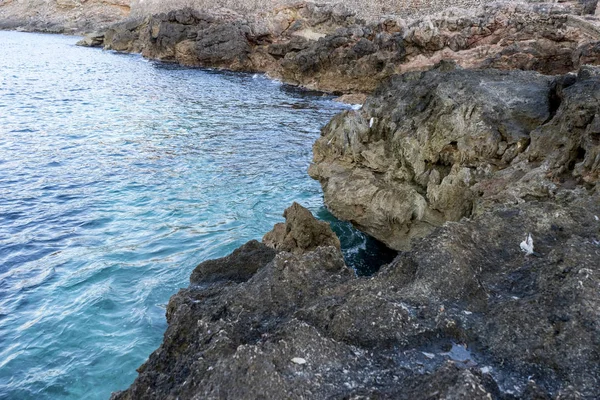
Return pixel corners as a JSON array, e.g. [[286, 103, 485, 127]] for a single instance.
[[10, 266, 56, 292]]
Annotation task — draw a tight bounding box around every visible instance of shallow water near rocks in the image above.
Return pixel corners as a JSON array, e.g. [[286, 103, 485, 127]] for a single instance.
[[0, 31, 393, 399]]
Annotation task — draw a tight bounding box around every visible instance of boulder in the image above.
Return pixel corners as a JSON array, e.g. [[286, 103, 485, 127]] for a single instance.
[[76, 31, 105, 47], [262, 202, 341, 254], [189, 240, 277, 285]]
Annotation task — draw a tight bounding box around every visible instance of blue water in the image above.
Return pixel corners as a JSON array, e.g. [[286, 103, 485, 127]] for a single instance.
[[0, 31, 394, 399]]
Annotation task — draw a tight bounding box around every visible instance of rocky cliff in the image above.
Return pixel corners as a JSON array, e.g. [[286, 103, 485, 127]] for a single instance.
[[3, 1, 598, 398], [111, 192, 600, 399], [92, 6, 600, 399], [110, 65, 600, 400], [0, 0, 130, 33], [78, 2, 600, 95], [310, 63, 600, 250]]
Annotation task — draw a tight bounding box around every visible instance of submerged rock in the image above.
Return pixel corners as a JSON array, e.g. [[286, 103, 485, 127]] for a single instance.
[[310, 63, 600, 250]]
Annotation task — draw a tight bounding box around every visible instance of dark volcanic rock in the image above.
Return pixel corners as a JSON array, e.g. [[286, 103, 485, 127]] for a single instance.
[[310, 63, 600, 250], [111, 195, 600, 399], [262, 202, 341, 254]]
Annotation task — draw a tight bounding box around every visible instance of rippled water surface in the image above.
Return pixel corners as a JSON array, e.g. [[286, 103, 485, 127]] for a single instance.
[[0, 31, 394, 399]]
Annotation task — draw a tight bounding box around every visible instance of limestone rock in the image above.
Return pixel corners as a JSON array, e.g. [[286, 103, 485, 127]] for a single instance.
[[0, 0, 130, 34], [5, 1, 600, 87], [76, 31, 105, 47], [96, 2, 600, 95], [262, 202, 341, 254], [310, 64, 600, 250]]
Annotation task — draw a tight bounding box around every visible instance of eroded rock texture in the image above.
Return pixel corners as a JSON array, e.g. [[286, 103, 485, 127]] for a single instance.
[[0, 0, 130, 33], [94, 2, 600, 94], [262, 202, 341, 254], [111, 194, 600, 399], [310, 63, 600, 250]]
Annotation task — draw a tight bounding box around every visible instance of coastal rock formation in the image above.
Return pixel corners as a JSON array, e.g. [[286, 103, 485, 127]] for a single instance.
[[262, 202, 341, 254], [111, 193, 600, 399], [0, 0, 130, 33], [91, 2, 600, 94], [189, 240, 277, 284], [310, 63, 600, 250], [5, 1, 600, 90]]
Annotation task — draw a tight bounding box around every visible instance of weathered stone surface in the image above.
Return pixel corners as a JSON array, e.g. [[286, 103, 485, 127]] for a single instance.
[[111, 194, 600, 399], [102, 17, 147, 52], [0, 0, 130, 34], [97, 2, 600, 95], [189, 240, 277, 284], [310, 63, 600, 250], [76, 31, 104, 47], [4, 1, 600, 86], [262, 202, 341, 254]]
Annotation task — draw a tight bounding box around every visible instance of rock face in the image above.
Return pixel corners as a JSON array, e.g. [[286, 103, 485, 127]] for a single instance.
[[262, 202, 341, 254], [76, 31, 105, 47], [4, 1, 600, 92], [0, 0, 130, 33], [310, 63, 600, 250], [111, 193, 600, 399], [104, 37, 600, 400], [91, 2, 600, 94], [189, 240, 277, 284]]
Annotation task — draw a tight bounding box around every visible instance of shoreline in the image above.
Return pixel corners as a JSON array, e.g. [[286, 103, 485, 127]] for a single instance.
[[96, 3, 600, 396], [75, 2, 600, 97], [2, 1, 600, 398], [5, 1, 600, 98]]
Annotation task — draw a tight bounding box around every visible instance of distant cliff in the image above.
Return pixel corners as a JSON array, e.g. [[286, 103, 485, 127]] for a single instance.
[[73, 1, 600, 98], [0, 0, 491, 34], [0, 0, 130, 33], [3, 0, 599, 35]]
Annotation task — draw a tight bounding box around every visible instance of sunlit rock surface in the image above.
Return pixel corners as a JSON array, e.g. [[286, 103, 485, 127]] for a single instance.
[[310, 63, 600, 250]]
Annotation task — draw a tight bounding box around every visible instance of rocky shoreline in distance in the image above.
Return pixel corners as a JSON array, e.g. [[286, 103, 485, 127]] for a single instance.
[[0, 0, 130, 34], [76, 1, 600, 96]]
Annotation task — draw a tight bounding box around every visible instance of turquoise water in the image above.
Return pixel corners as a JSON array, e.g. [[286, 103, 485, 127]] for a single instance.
[[0, 31, 393, 399]]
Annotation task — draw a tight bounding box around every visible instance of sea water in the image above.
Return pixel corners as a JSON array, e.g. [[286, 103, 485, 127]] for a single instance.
[[0, 31, 394, 399]]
